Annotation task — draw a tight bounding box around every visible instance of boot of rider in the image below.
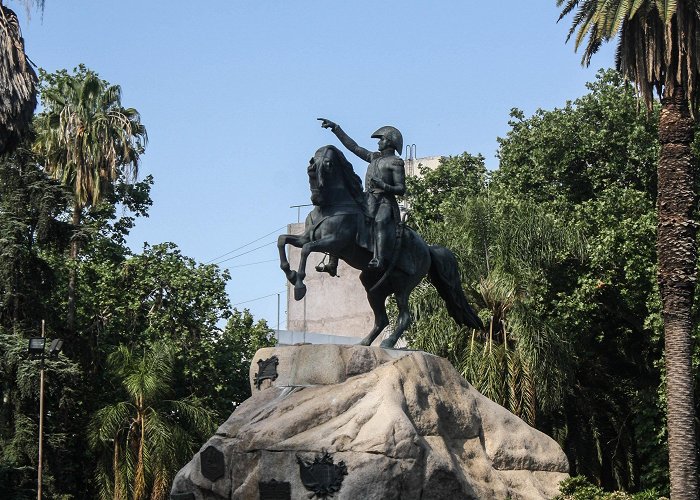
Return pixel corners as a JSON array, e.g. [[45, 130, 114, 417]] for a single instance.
[[316, 255, 339, 277], [368, 230, 387, 270]]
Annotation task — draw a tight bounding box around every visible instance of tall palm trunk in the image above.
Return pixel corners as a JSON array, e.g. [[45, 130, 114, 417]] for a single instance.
[[67, 203, 82, 333], [657, 86, 699, 500]]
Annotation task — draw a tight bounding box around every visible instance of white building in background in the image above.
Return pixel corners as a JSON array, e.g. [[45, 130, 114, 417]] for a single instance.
[[279, 155, 444, 346]]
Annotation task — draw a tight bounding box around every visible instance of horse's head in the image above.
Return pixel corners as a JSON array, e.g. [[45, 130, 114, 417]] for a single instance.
[[307, 145, 363, 207]]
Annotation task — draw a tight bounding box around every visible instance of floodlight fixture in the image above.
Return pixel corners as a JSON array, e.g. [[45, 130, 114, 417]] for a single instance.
[[48, 339, 63, 357], [27, 337, 46, 356]]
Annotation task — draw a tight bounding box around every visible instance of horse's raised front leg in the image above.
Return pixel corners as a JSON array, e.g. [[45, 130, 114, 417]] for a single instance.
[[293, 236, 336, 300], [278, 233, 308, 285], [380, 289, 412, 349]]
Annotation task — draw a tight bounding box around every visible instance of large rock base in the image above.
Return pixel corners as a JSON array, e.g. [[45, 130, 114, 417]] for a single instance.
[[171, 345, 568, 499]]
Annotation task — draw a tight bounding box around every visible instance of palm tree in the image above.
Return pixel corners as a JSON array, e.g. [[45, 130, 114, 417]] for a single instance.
[[407, 196, 582, 426], [89, 344, 215, 500], [0, 1, 38, 154], [557, 2, 699, 497], [33, 66, 147, 332]]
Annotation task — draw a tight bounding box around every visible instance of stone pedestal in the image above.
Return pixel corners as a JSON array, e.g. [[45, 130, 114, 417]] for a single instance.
[[171, 345, 569, 500]]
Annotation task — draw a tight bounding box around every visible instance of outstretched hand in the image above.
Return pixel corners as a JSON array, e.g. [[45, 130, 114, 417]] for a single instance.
[[317, 118, 337, 130]]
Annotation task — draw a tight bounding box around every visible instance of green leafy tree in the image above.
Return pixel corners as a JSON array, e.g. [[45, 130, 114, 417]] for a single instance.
[[81, 242, 271, 413], [0, 143, 83, 498], [189, 309, 276, 417], [557, 3, 700, 496], [496, 70, 669, 492], [84, 242, 231, 352], [403, 153, 487, 228], [33, 65, 147, 333], [89, 343, 215, 500], [493, 71, 659, 206], [0, 329, 82, 499], [0, 144, 70, 331]]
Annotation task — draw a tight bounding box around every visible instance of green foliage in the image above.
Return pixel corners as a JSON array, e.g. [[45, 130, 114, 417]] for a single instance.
[[89, 343, 216, 500], [83, 241, 231, 350], [406, 69, 672, 493], [0, 66, 270, 497], [34, 65, 147, 209], [554, 476, 666, 500], [406, 195, 582, 426], [403, 152, 487, 228], [186, 309, 276, 417], [0, 329, 83, 498], [493, 70, 668, 493], [494, 70, 658, 206], [0, 145, 70, 330]]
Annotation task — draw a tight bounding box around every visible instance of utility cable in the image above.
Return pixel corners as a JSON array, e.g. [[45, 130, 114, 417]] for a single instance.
[[233, 290, 284, 306], [205, 225, 286, 264], [213, 241, 276, 265], [227, 258, 278, 269]]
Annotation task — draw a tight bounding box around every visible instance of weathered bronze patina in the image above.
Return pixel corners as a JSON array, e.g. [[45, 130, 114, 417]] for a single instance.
[[297, 452, 347, 498], [253, 355, 279, 390], [259, 480, 292, 500], [277, 123, 483, 348]]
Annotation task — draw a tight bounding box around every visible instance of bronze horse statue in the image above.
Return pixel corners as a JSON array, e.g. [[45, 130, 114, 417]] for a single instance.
[[277, 145, 483, 348]]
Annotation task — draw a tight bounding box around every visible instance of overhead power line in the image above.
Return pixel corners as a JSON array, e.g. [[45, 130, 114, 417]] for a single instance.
[[233, 290, 284, 306], [205, 225, 286, 264], [227, 258, 278, 269], [213, 241, 276, 265]]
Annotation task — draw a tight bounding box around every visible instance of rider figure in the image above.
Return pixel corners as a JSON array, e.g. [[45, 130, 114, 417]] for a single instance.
[[319, 118, 406, 272]]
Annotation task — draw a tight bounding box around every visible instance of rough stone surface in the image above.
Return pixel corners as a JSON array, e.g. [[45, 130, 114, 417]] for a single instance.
[[171, 345, 569, 500]]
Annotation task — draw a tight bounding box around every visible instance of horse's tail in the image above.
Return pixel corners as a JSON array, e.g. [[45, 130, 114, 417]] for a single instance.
[[428, 245, 484, 330]]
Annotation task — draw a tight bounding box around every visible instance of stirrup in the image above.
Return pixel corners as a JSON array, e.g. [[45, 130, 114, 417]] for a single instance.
[[367, 258, 383, 271], [315, 263, 338, 277]]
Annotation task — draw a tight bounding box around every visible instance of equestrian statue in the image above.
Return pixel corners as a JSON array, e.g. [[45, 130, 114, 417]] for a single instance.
[[277, 120, 483, 348]]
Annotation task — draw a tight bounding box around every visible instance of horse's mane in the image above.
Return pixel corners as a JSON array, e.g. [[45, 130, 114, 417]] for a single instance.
[[320, 145, 365, 206]]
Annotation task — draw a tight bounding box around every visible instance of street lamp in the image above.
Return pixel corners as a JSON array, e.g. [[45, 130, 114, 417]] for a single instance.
[[26, 321, 63, 500], [48, 339, 63, 357], [27, 337, 45, 356]]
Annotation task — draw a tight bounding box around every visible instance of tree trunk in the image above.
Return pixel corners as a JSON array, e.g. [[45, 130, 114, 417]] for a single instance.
[[67, 204, 82, 333], [657, 86, 699, 500]]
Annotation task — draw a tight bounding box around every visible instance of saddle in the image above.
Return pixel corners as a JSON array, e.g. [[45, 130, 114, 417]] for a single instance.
[[307, 205, 416, 276], [356, 215, 416, 276]]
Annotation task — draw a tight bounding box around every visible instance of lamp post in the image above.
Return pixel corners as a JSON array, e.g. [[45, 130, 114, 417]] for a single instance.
[[27, 320, 63, 500]]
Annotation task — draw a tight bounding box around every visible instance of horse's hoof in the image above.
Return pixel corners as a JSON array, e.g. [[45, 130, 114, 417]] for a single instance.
[[294, 285, 307, 301], [380, 338, 397, 349], [359, 335, 373, 346]]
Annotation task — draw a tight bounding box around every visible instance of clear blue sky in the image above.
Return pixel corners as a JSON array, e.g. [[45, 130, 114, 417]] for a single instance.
[[15, 1, 616, 328]]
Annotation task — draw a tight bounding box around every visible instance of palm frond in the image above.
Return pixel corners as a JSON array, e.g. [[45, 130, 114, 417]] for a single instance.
[[630, 0, 648, 17], [33, 66, 147, 208], [89, 401, 134, 447], [655, 0, 677, 23], [560, 0, 700, 114], [0, 4, 36, 154]]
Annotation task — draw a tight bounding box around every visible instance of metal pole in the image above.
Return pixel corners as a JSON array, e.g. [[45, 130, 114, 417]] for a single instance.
[[276, 293, 280, 340], [37, 320, 45, 500], [303, 296, 307, 344]]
